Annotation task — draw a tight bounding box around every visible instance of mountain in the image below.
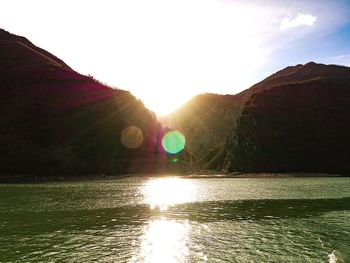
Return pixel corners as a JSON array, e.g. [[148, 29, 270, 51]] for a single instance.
[[165, 62, 350, 174], [3, 28, 347, 175], [224, 63, 350, 174], [161, 65, 306, 168], [160, 93, 241, 168], [0, 29, 192, 175], [160, 63, 319, 168], [0, 29, 71, 72]]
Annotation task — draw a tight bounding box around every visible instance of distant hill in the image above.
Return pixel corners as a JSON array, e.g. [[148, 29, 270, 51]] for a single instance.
[[0, 29, 192, 175], [164, 62, 350, 174], [160, 93, 241, 167]]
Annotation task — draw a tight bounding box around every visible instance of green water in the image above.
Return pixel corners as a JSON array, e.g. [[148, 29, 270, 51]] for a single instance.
[[0, 177, 349, 262]]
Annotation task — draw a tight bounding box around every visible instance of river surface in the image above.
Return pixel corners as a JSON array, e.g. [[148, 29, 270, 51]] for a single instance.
[[0, 177, 349, 262]]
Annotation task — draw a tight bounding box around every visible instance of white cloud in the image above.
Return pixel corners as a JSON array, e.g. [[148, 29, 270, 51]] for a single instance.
[[280, 13, 317, 31]]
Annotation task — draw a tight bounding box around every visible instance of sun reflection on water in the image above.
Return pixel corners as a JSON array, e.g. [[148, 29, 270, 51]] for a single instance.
[[130, 218, 189, 263], [142, 177, 196, 210], [131, 178, 198, 262]]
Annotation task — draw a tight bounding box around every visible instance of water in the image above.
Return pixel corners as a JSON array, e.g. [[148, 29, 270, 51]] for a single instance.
[[0, 177, 349, 262]]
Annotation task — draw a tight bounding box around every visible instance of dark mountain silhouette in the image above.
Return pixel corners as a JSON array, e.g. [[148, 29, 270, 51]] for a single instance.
[[165, 62, 350, 174], [0, 29, 71, 72], [161, 64, 324, 168], [2, 28, 348, 175], [0, 29, 192, 175], [224, 63, 350, 174]]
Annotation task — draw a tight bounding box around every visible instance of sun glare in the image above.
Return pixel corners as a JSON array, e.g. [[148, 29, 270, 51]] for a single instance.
[[135, 91, 197, 117], [3, 0, 343, 116], [0, 0, 269, 116]]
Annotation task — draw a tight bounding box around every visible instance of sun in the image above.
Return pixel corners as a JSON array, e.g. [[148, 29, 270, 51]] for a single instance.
[[134, 90, 196, 117]]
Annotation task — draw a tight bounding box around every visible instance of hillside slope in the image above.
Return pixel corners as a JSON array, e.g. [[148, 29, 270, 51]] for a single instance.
[[161, 93, 241, 166], [224, 63, 350, 173], [0, 29, 191, 175], [164, 62, 350, 173]]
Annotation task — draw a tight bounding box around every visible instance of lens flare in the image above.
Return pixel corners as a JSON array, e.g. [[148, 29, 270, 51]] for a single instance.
[[161, 130, 185, 154], [121, 126, 144, 149]]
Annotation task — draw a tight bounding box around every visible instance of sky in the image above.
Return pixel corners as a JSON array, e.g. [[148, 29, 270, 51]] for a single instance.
[[1, 0, 350, 115]]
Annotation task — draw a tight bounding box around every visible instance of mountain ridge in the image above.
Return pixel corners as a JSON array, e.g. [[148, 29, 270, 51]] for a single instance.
[[164, 62, 350, 173], [0, 29, 192, 175], [0, 28, 71, 72], [2, 28, 349, 175], [224, 76, 350, 173]]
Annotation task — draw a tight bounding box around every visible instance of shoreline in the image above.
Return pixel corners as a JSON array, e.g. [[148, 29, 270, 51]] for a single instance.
[[0, 172, 346, 184]]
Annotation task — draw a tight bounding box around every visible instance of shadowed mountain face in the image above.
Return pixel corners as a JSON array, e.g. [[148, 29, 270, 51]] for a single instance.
[[161, 65, 316, 168], [165, 62, 350, 174], [224, 64, 350, 173], [0, 29, 192, 175], [0, 29, 71, 72]]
